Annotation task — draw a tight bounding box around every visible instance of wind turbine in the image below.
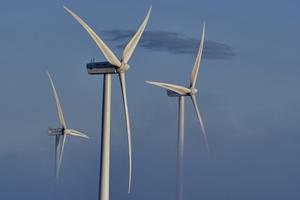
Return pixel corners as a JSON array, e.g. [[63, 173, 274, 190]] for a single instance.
[[146, 23, 209, 200], [47, 72, 89, 178], [64, 5, 151, 199]]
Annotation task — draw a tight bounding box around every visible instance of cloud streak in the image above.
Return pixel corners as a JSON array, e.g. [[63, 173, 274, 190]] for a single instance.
[[102, 30, 236, 59]]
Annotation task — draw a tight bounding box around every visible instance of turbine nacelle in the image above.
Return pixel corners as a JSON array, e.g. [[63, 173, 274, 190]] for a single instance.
[[87, 61, 117, 75], [48, 128, 64, 136], [167, 89, 189, 97], [86, 61, 130, 75], [166, 87, 197, 97]]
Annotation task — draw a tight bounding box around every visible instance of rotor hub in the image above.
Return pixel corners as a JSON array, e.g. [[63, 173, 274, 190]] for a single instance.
[[190, 88, 198, 95], [118, 63, 130, 72]]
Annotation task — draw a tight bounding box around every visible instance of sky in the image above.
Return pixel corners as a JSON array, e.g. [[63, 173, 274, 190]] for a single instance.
[[0, 0, 300, 199]]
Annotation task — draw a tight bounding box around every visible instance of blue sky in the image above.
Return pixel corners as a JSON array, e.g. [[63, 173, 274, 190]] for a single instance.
[[0, 0, 300, 199]]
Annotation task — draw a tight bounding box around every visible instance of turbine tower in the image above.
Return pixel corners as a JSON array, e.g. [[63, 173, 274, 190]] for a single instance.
[[47, 72, 89, 178], [64, 6, 151, 200], [146, 24, 209, 200]]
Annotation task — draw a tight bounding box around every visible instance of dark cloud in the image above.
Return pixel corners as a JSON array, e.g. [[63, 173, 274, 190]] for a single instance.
[[102, 30, 236, 59]]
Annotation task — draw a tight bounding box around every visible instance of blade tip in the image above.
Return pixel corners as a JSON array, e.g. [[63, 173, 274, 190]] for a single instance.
[[145, 81, 155, 85], [128, 181, 131, 193], [63, 5, 72, 14], [47, 71, 52, 81], [202, 23, 206, 34]]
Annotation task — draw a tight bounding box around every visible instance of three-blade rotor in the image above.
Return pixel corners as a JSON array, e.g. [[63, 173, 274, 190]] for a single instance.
[[146, 23, 209, 151], [47, 72, 88, 178], [64, 6, 151, 193]]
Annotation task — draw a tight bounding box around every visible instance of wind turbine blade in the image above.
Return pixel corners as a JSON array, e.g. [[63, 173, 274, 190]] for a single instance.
[[47, 72, 67, 128], [119, 72, 132, 193], [55, 135, 61, 178], [190, 95, 210, 152], [68, 129, 89, 139], [64, 6, 121, 67], [146, 81, 190, 95], [190, 23, 205, 88], [122, 6, 152, 64], [58, 135, 67, 176]]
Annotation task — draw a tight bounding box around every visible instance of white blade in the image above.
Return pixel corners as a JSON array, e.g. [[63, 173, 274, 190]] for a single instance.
[[122, 6, 152, 64], [190, 95, 210, 152], [47, 72, 67, 128], [146, 81, 190, 95], [64, 6, 121, 67], [119, 72, 132, 193], [57, 134, 67, 176], [55, 135, 61, 178], [190, 23, 205, 88], [67, 129, 89, 139]]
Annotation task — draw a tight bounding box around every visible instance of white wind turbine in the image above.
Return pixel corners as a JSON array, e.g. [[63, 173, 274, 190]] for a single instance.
[[146, 24, 209, 200], [47, 72, 88, 178], [64, 5, 151, 199]]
